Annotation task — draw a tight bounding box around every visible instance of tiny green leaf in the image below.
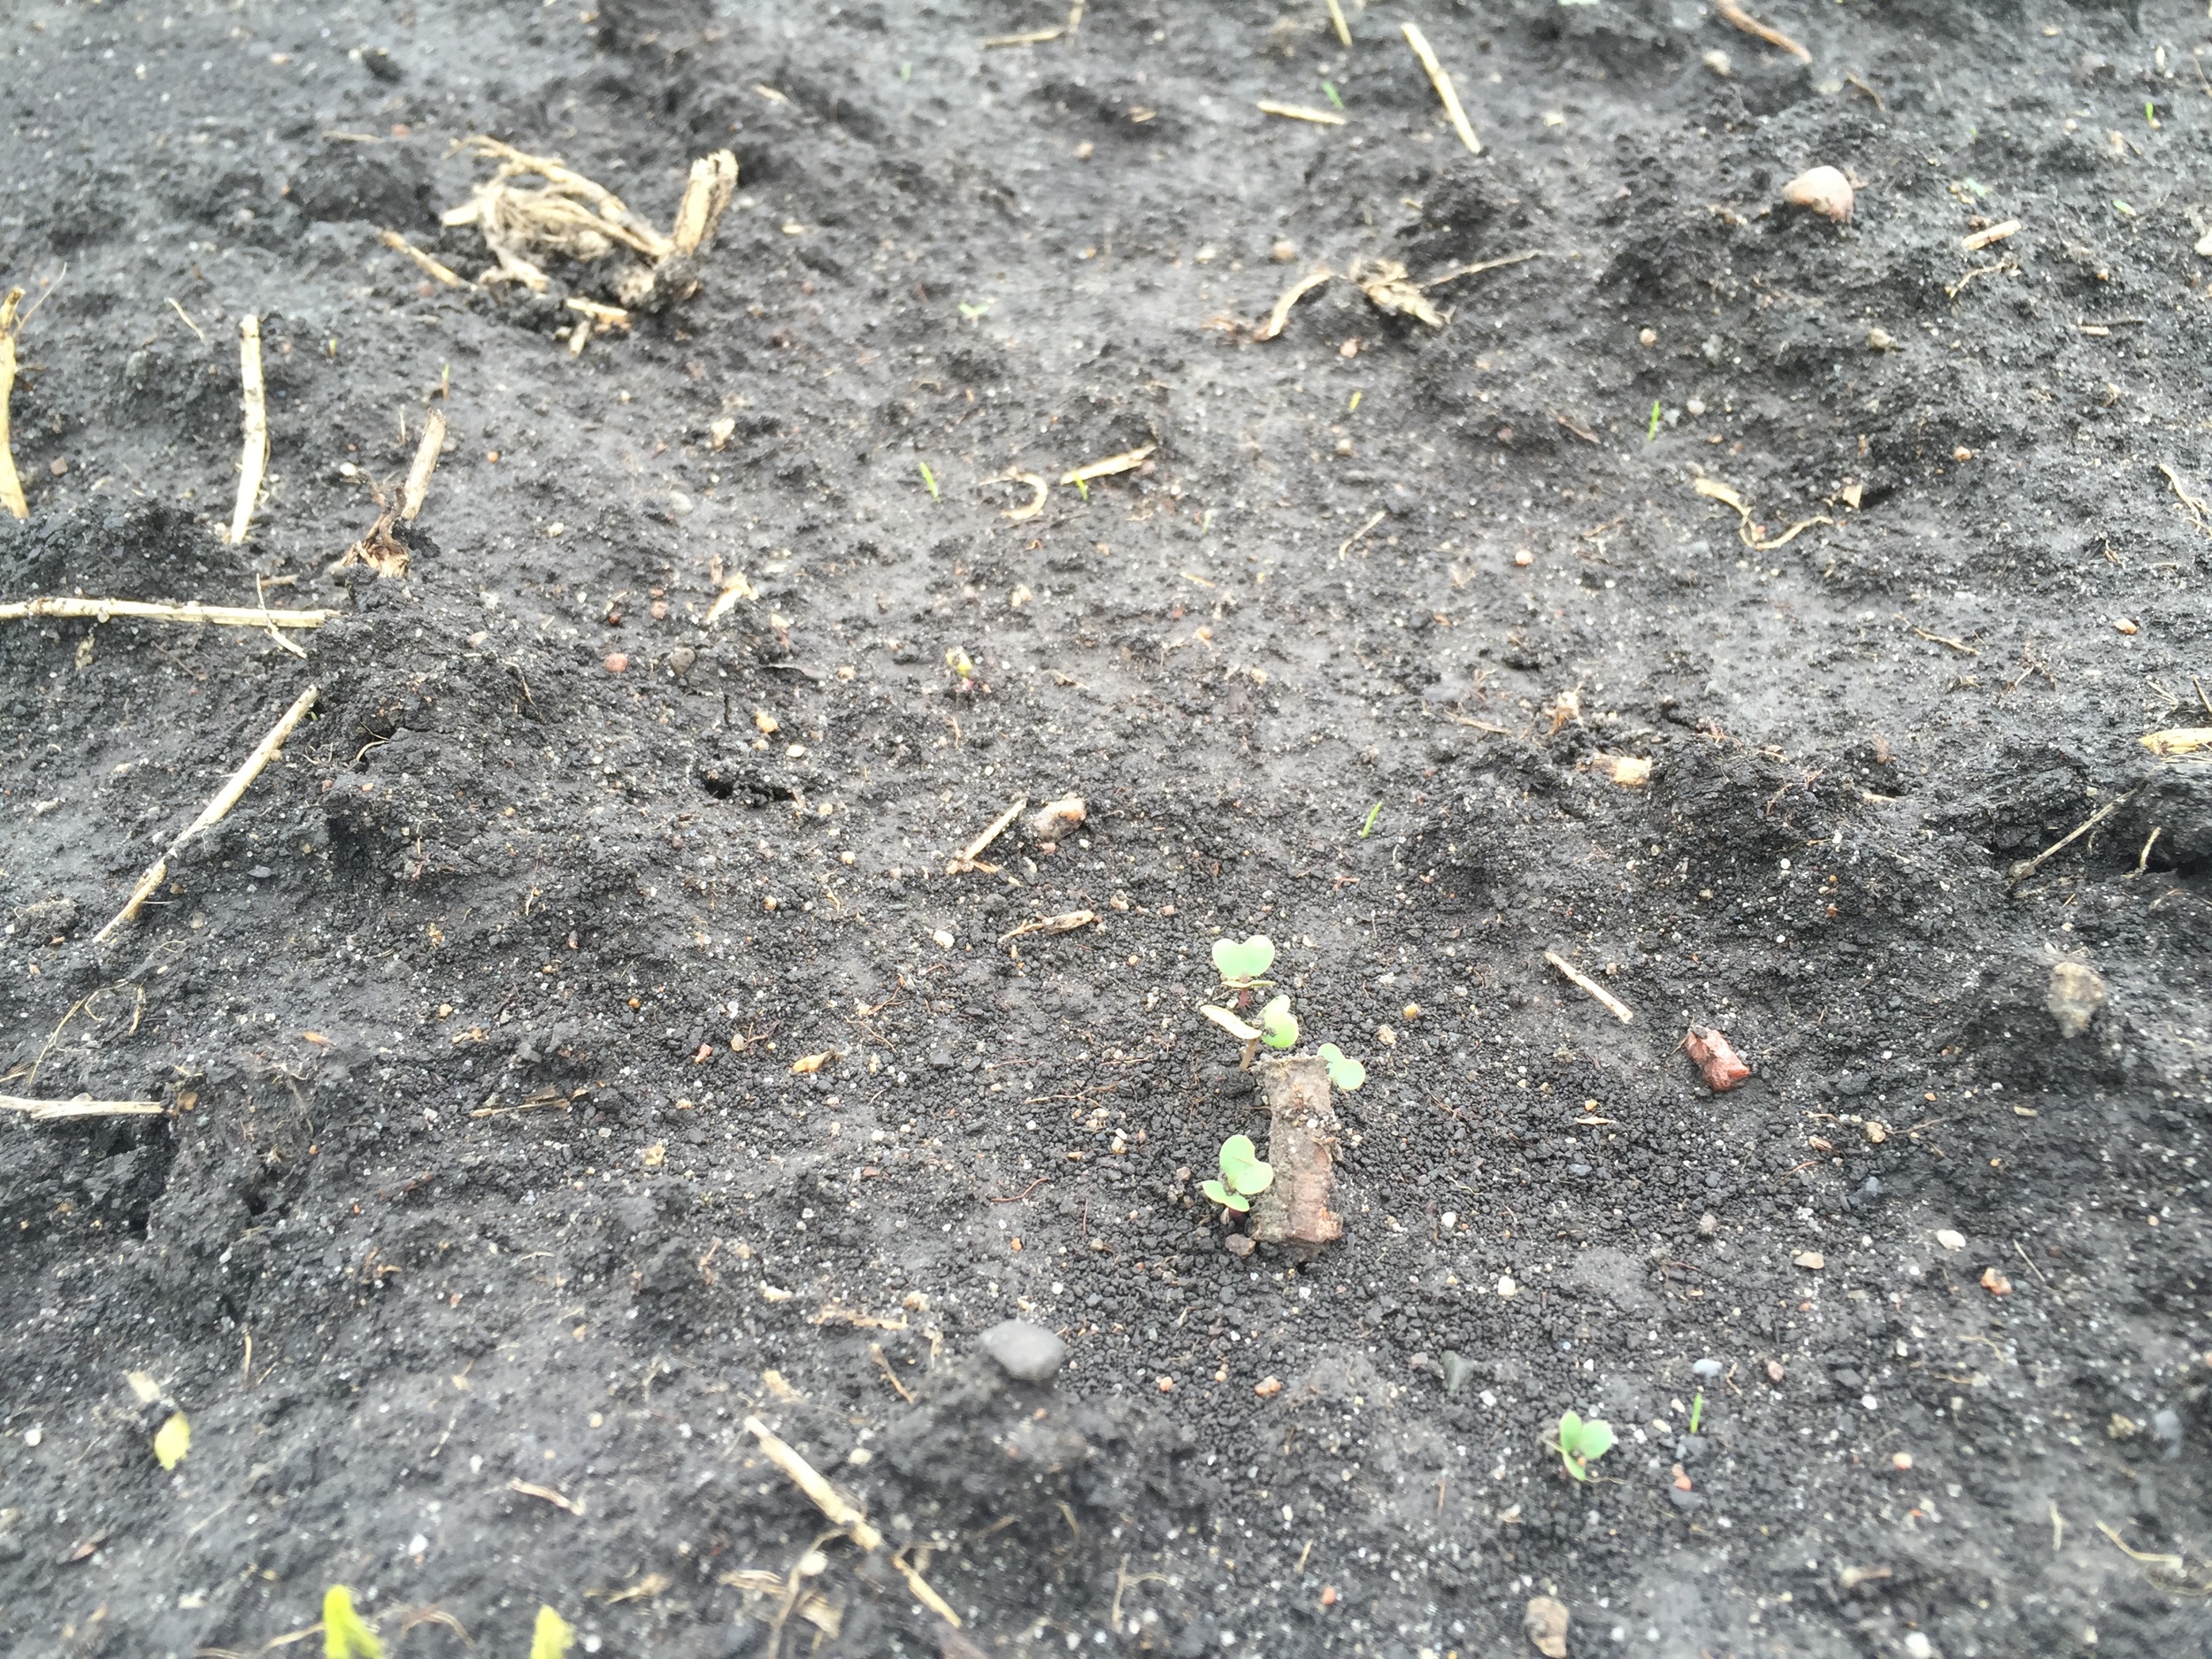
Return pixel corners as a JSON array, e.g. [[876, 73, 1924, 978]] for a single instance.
[[1688, 1390, 1704, 1435], [153, 1410, 190, 1471], [1219, 1134, 1275, 1196], [1646, 399, 1663, 441], [1359, 800, 1383, 838], [1212, 934, 1276, 986], [957, 298, 995, 320], [1321, 79, 1344, 110], [323, 1586, 385, 1659], [1318, 1043, 1366, 1092], [1259, 994, 1298, 1049], [1201, 1178, 1249, 1213], [918, 461, 941, 499], [1558, 1409, 1583, 1446], [1575, 1417, 1616, 1463], [532, 1606, 577, 1659], [1200, 1004, 1261, 1042]]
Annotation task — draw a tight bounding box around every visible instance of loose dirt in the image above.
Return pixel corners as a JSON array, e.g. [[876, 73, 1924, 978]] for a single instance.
[[4, 3, 2209, 1656]]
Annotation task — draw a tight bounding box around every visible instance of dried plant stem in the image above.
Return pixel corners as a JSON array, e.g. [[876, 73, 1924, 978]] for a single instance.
[[2, 1094, 165, 1121], [401, 408, 446, 521], [1715, 0, 1811, 62], [378, 228, 467, 288], [949, 796, 1027, 874], [0, 287, 26, 519], [743, 1417, 883, 1549], [1401, 23, 1480, 155], [95, 684, 319, 941], [227, 316, 268, 546], [1545, 949, 1636, 1023], [0, 596, 334, 629]]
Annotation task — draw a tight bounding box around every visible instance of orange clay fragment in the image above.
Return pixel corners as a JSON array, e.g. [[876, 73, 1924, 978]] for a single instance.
[[1686, 1026, 1751, 1092]]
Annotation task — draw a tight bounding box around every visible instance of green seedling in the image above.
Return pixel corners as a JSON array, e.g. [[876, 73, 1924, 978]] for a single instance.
[[1071, 474, 1090, 502], [1359, 800, 1382, 837], [1201, 1133, 1274, 1212], [1199, 933, 1368, 1083], [532, 1606, 577, 1659], [1548, 1409, 1616, 1483], [1645, 399, 1663, 442], [945, 646, 974, 684], [2114, 198, 2137, 218], [1689, 1390, 1705, 1434], [2145, 100, 2159, 127], [1321, 79, 1344, 109], [323, 1586, 384, 1659], [1317, 1042, 1365, 1092], [1212, 934, 1276, 987], [918, 461, 941, 499], [957, 298, 995, 320]]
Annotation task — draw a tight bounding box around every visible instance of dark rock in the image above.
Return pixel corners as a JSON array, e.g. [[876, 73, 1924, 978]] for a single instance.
[[979, 1319, 1067, 1384]]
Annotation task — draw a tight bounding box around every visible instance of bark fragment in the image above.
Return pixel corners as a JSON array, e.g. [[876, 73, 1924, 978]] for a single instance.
[[1247, 1056, 1342, 1252]]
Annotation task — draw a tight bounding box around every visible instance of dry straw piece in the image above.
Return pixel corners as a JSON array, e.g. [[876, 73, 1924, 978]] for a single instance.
[[95, 684, 319, 941], [0, 596, 334, 629], [0, 287, 26, 519], [1, 1094, 165, 1121], [1716, 0, 1811, 62], [1400, 22, 1480, 155], [1254, 269, 1333, 342], [227, 316, 268, 546]]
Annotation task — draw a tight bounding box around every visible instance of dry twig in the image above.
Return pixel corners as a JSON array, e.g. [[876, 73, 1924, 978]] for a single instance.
[[401, 408, 446, 521], [1715, 0, 1810, 62], [1253, 269, 1333, 342], [743, 1417, 883, 1549], [94, 685, 319, 941], [0, 288, 25, 520], [1544, 950, 1635, 1024], [949, 797, 1026, 874], [2008, 790, 2135, 883], [227, 316, 268, 546], [1257, 101, 1346, 126], [1694, 476, 1832, 550], [1422, 249, 1545, 288], [1401, 23, 1480, 154], [0, 596, 334, 629], [378, 228, 466, 288], [1, 1094, 165, 1120], [997, 910, 1098, 945]]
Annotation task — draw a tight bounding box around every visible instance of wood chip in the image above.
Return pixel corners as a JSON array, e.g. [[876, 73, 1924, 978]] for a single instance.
[[1961, 219, 2020, 251], [227, 316, 268, 546]]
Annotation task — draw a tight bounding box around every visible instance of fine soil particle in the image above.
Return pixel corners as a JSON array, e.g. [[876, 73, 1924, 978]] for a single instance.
[[4, 3, 2210, 1656]]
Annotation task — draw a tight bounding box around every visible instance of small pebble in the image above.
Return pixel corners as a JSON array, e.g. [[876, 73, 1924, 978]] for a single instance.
[[603, 653, 628, 673], [1765, 1359, 1787, 1385], [978, 1318, 1068, 1384], [1698, 1212, 1720, 1237], [1793, 1251, 1825, 1271], [1936, 1229, 1965, 1251], [1892, 1451, 1914, 1471], [1693, 1357, 1723, 1380], [22, 1426, 41, 1448], [1496, 1275, 1517, 1299], [1979, 1267, 2013, 1297], [1254, 1376, 1283, 1398], [932, 929, 955, 949], [1904, 1634, 1933, 1659]]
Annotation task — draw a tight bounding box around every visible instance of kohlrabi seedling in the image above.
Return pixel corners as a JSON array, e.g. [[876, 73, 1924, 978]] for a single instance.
[[1196, 933, 1368, 1085], [1211, 934, 1276, 988], [1201, 1134, 1274, 1213], [1548, 1409, 1617, 1483]]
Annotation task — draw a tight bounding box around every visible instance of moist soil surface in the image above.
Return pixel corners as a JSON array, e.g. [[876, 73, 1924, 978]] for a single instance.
[[4, 3, 2212, 1656]]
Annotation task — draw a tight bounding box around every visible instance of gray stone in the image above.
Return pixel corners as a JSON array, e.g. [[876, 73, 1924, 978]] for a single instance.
[[1439, 1350, 1475, 1396], [979, 1319, 1067, 1384], [1693, 1357, 1724, 1380]]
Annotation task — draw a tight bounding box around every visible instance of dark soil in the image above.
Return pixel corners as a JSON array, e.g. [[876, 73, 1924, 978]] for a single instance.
[[5, 2, 2211, 1655]]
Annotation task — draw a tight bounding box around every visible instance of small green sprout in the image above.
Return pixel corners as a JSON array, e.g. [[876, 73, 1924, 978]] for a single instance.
[[945, 645, 974, 684], [323, 1586, 384, 1659], [1646, 399, 1663, 442], [1321, 79, 1344, 110], [899, 61, 912, 81], [1689, 1390, 1705, 1434], [1212, 934, 1276, 987], [1201, 1133, 1274, 1212], [1549, 1410, 1616, 1483], [2114, 199, 2137, 218], [1071, 474, 1090, 502], [1259, 994, 1298, 1049], [1359, 800, 1382, 838], [2146, 100, 2159, 127], [1317, 1042, 1365, 1092], [957, 298, 995, 320], [918, 461, 941, 499], [532, 1606, 577, 1659]]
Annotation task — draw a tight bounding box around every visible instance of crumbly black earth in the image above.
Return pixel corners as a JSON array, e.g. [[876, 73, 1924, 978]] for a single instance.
[[4, 2, 2210, 1656]]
